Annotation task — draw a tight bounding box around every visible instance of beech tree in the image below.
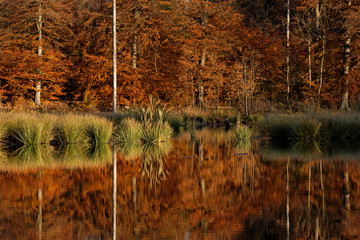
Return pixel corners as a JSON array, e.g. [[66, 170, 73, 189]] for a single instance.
[[0, 0, 74, 105]]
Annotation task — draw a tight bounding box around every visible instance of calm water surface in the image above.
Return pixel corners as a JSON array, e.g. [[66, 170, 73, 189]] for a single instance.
[[1, 129, 360, 239]]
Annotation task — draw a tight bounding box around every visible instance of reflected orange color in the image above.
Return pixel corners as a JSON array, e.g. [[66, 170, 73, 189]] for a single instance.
[[0, 130, 360, 239]]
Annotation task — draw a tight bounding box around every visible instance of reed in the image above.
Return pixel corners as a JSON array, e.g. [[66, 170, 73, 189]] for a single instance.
[[140, 97, 172, 143]]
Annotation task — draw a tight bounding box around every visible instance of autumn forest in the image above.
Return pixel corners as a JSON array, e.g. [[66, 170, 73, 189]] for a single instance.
[[0, 0, 360, 112]]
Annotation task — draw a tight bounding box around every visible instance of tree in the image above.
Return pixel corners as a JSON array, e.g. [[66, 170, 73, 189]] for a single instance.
[[0, 0, 74, 105]]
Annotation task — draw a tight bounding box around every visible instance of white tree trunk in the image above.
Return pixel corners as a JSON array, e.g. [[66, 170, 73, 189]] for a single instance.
[[340, 0, 351, 111], [286, 0, 290, 108], [35, 0, 43, 106], [113, 0, 117, 113]]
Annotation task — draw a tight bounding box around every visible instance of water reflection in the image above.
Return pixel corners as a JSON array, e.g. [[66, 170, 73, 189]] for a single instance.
[[0, 143, 111, 170], [0, 129, 360, 239]]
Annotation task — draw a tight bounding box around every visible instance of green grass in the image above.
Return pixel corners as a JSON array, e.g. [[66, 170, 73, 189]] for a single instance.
[[290, 118, 321, 140], [140, 98, 172, 143], [113, 118, 142, 144], [85, 116, 113, 146], [234, 125, 253, 141], [5, 113, 54, 147], [259, 114, 321, 141], [53, 114, 87, 146]]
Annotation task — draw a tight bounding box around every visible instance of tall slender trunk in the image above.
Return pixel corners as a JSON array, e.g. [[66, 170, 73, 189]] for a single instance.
[[35, 0, 43, 106], [286, 0, 290, 108], [132, 4, 140, 69], [340, 0, 351, 111], [199, 49, 205, 111], [113, 0, 117, 113], [198, 0, 208, 111], [242, 55, 248, 116], [307, 38, 312, 88], [318, 33, 326, 107], [315, 1, 320, 30]]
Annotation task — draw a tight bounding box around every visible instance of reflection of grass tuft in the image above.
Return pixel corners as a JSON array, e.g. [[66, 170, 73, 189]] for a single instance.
[[140, 141, 172, 187]]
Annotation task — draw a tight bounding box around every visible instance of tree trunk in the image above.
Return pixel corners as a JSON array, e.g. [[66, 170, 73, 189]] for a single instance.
[[132, 4, 140, 70], [243, 55, 248, 116], [340, 0, 351, 111], [308, 38, 312, 88], [198, 49, 205, 111], [286, 0, 290, 108], [113, 0, 117, 113], [318, 33, 326, 107], [35, 0, 43, 106], [315, 1, 320, 30], [198, 0, 208, 111]]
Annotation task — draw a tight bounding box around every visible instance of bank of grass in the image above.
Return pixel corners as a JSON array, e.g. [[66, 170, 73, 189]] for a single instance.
[[4, 113, 55, 147], [113, 118, 142, 144], [53, 114, 88, 146], [259, 112, 360, 143]]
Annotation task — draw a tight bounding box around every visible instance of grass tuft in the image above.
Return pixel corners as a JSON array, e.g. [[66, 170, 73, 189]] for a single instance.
[[234, 125, 253, 141], [113, 118, 142, 144]]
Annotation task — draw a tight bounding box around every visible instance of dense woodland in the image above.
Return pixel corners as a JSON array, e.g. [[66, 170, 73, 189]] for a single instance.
[[0, 0, 360, 112]]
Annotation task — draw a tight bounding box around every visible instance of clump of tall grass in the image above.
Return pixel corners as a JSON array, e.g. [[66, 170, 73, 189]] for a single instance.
[[85, 116, 113, 146], [290, 118, 321, 140], [259, 115, 293, 140], [84, 116, 113, 160], [234, 125, 253, 141], [113, 118, 142, 144], [260, 115, 320, 141], [165, 113, 183, 134], [53, 114, 87, 146], [140, 97, 172, 143], [4, 113, 54, 147]]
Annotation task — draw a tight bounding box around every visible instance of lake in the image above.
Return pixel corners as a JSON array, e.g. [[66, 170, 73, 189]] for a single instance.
[[0, 128, 359, 239]]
